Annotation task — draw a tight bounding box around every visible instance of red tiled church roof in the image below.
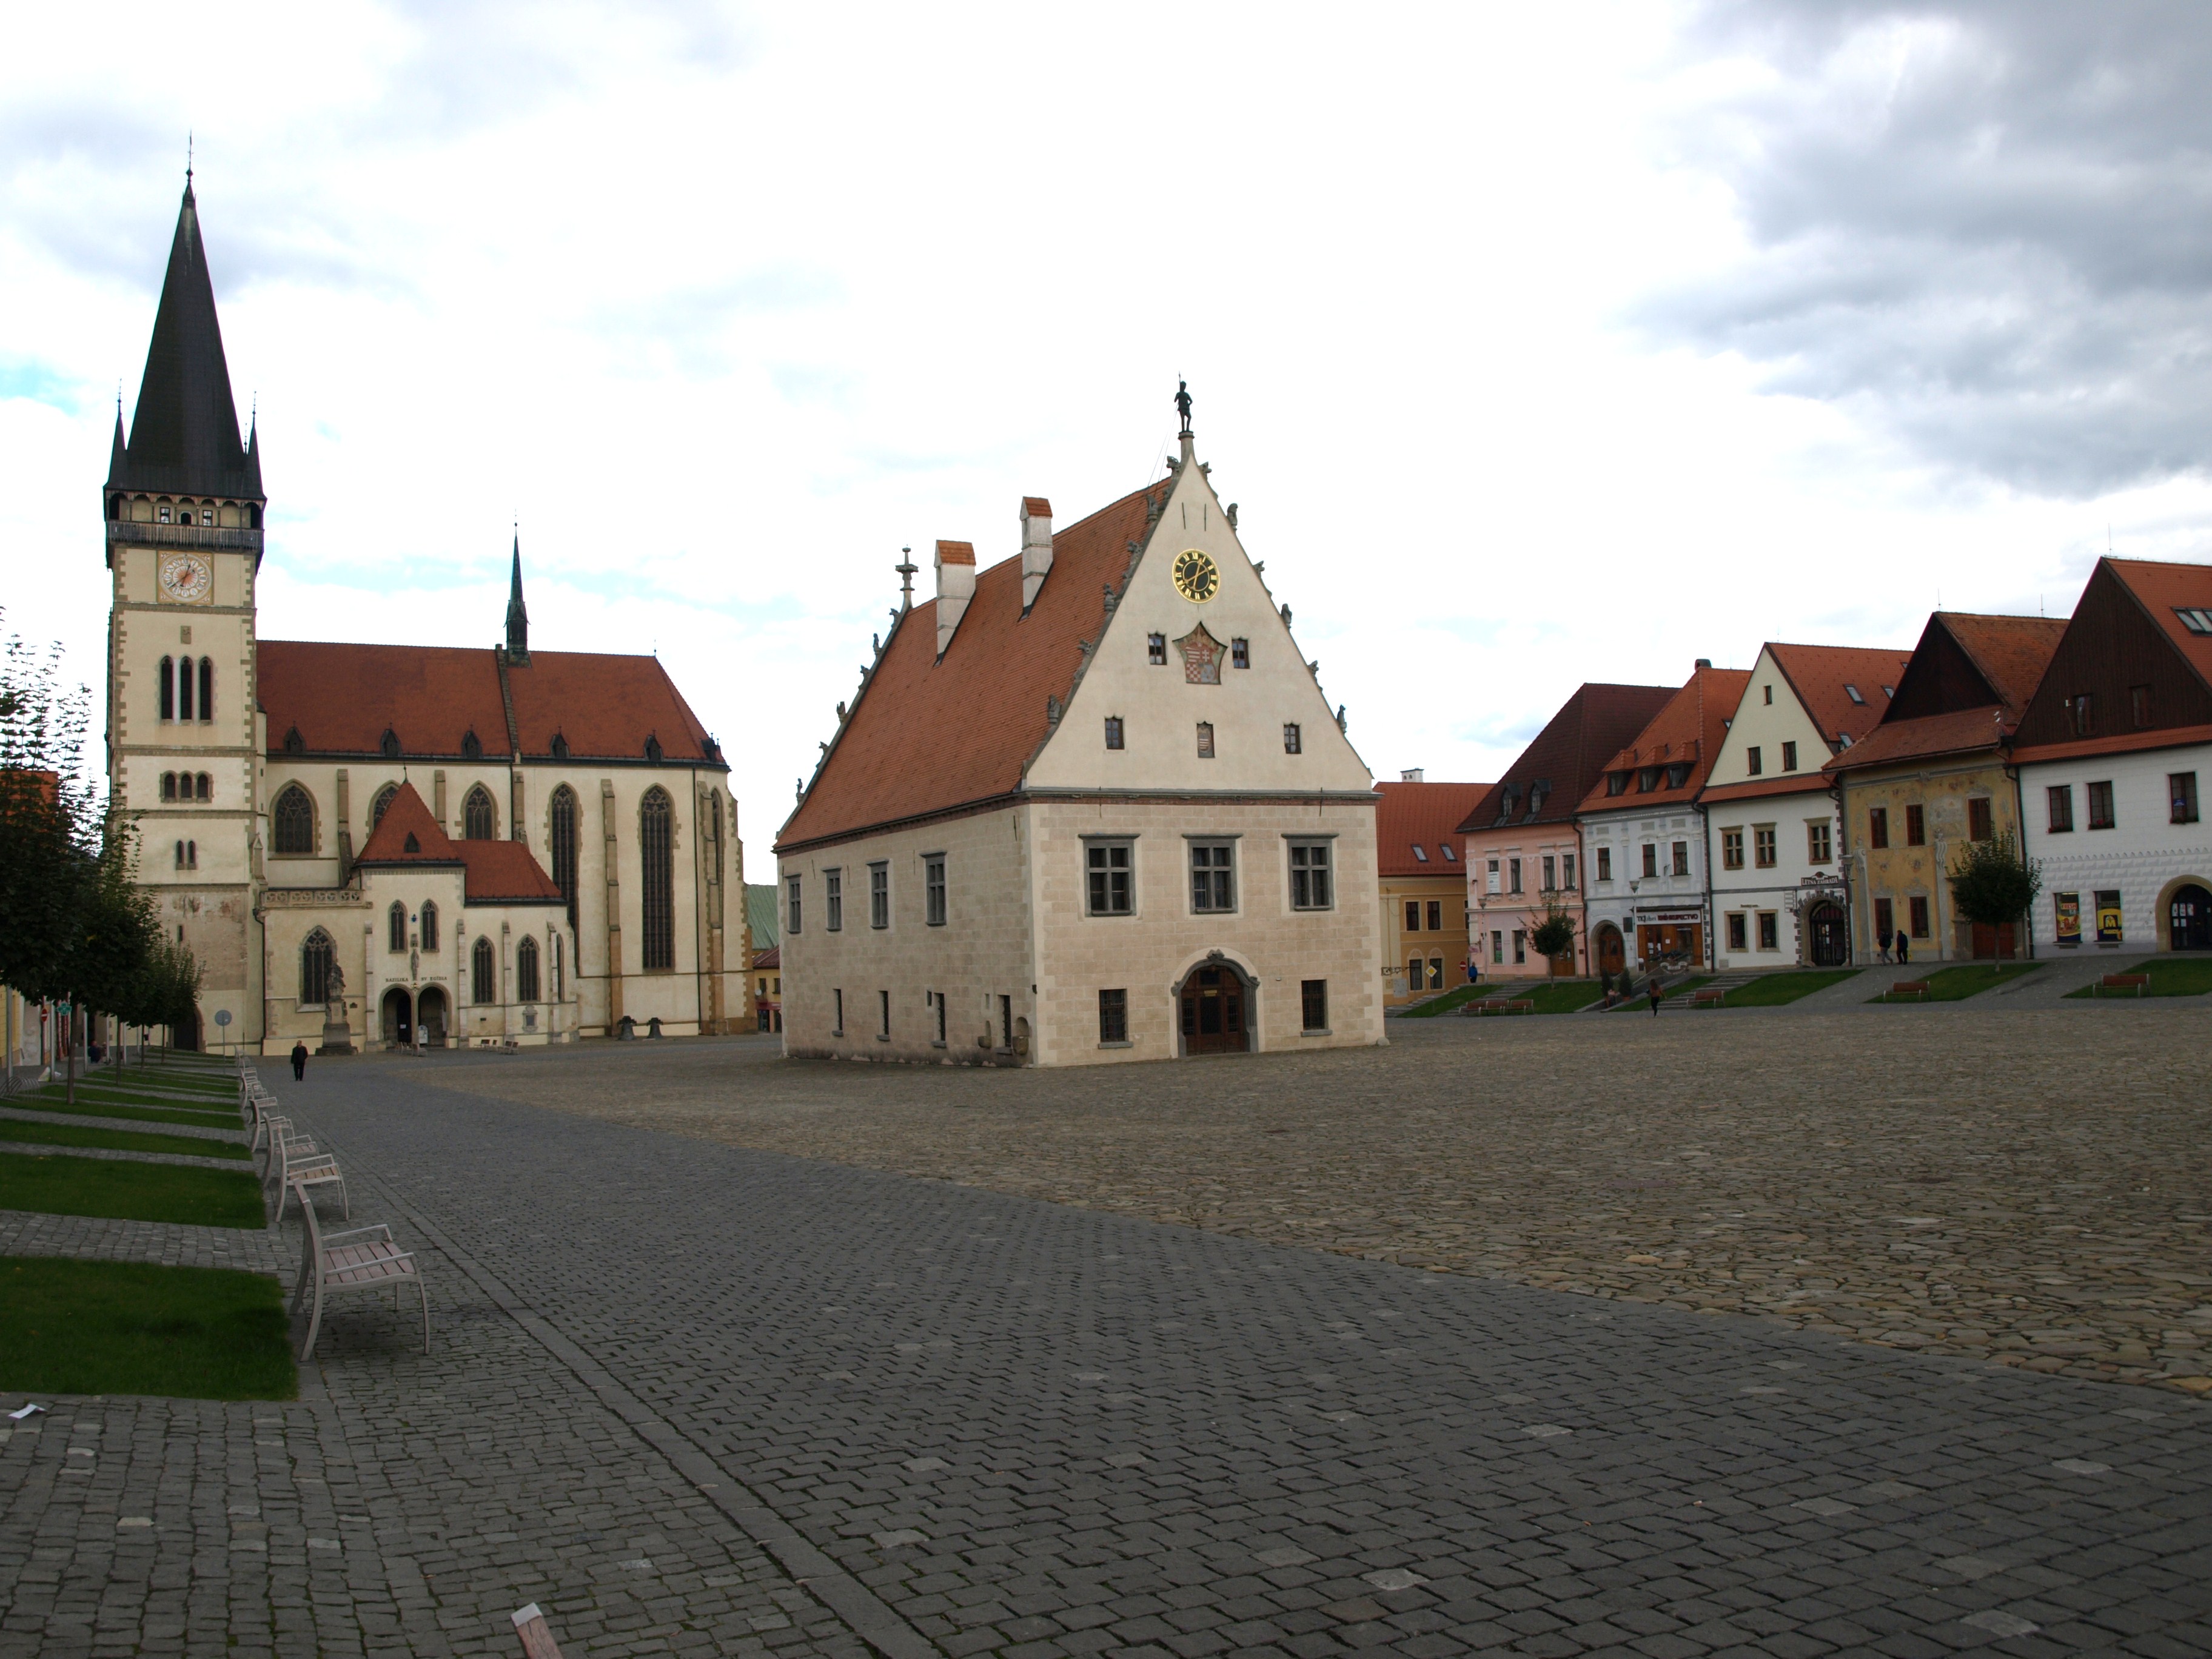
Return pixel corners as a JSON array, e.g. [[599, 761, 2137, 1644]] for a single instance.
[[777, 480, 1168, 850], [1375, 780, 1491, 877], [257, 642, 719, 765], [352, 780, 563, 904]]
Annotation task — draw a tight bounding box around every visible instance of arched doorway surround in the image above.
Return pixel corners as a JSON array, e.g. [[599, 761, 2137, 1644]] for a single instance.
[[1592, 923, 1626, 978], [2165, 880, 2212, 950], [381, 987, 413, 1047], [1806, 902, 1849, 967], [415, 986, 449, 1048], [1176, 957, 1252, 1056], [174, 1002, 201, 1052]]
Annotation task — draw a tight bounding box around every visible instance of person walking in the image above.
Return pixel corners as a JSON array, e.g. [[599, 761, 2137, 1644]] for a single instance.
[[1895, 928, 1910, 966], [1648, 973, 1664, 1016], [290, 1039, 309, 1081]]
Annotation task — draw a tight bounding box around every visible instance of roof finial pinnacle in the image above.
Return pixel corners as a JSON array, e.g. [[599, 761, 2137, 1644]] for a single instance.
[[895, 546, 918, 611]]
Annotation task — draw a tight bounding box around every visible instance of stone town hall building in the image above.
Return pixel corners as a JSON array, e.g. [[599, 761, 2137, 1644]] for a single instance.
[[104, 181, 746, 1053], [774, 409, 1384, 1066]]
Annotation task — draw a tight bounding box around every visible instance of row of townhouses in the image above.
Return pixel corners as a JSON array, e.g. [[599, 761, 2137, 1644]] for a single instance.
[[1466, 556, 2212, 978]]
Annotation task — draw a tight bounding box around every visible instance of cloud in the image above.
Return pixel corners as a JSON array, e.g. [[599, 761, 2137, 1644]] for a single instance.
[[1637, 1, 2212, 497]]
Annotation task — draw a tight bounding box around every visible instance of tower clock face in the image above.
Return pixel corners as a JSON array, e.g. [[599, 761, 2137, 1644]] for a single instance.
[[1171, 548, 1220, 603], [158, 553, 213, 605]]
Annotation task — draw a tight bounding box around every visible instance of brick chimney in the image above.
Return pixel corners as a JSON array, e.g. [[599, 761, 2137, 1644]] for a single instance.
[[935, 540, 976, 657], [1020, 497, 1053, 611]]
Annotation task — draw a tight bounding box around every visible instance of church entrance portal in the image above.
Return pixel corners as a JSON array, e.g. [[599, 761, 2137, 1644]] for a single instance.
[[1177, 962, 1250, 1056], [416, 987, 449, 1048], [381, 988, 413, 1048]]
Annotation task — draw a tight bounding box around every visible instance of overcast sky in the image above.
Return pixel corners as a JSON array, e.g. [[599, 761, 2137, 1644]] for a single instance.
[[5, 1, 2208, 873]]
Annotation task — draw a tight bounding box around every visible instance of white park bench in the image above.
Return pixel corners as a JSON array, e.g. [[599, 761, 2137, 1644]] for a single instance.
[[261, 1118, 349, 1224], [289, 1179, 429, 1360]]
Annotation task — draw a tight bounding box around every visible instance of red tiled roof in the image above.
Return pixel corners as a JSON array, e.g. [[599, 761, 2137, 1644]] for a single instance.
[[353, 780, 563, 903], [1577, 665, 1750, 814], [1766, 643, 1917, 751], [936, 539, 975, 566], [256, 642, 719, 765], [1021, 498, 1052, 519], [752, 945, 780, 971], [1933, 614, 2070, 714], [1375, 780, 1491, 876], [1457, 683, 1677, 834], [1697, 773, 1843, 805], [2106, 557, 2212, 685], [2009, 722, 2212, 766], [1823, 705, 2010, 773], [777, 480, 1167, 850], [354, 781, 460, 863]]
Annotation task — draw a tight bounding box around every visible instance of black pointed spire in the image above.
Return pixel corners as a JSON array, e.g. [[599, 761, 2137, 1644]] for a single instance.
[[109, 177, 260, 500], [505, 534, 530, 663]]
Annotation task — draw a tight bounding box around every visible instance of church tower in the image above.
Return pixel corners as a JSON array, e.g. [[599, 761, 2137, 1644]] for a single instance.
[[105, 175, 267, 1050]]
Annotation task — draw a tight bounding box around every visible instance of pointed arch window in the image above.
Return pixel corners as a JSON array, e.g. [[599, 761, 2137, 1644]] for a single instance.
[[516, 936, 540, 1003], [471, 936, 497, 1004], [420, 900, 440, 953], [463, 785, 495, 840], [176, 655, 194, 722], [388, 901, 408, 953], [381, 728, 401, 760], [300, 928, 335, 1006], [159, 657, 175, 721], [370, 784, 398, 828], [272, 785, 315, 855], [461, 728, 483, 762], [197, 658, 213, 723], [549, 785, 579, 925], [640, 786, 674, 971]]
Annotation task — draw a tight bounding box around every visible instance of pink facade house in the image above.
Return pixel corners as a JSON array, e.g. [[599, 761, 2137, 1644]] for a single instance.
[[1459, 683, 1675, 979]]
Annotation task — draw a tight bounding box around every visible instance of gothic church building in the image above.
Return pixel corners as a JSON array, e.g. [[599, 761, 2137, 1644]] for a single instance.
[[106, 181, 746, 1053]]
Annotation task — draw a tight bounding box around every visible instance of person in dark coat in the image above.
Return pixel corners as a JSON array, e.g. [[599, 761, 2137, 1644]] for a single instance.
[[1895, 928, 1910, 965], [290, 1041, 309, 1081], [1648, 974, 1664, 1016]]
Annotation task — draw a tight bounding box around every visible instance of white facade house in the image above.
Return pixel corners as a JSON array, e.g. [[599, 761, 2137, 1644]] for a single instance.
[[2009, 557, 2212, 956], [1702, 643, 1912, 971]]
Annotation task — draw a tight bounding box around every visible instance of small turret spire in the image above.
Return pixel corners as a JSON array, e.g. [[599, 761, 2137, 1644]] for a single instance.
[[505, 529, 530, 663]]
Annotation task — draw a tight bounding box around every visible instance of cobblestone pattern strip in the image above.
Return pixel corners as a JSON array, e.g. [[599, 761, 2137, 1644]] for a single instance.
[[426, 1011, 2212, 1396], [0, 1208, 290, 1278], [298, 1061, 2212, 1659]]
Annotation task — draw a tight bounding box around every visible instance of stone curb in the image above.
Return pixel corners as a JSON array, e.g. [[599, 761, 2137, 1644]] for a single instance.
[[0, 1140, 249, 1172], [0, 1102, 246, 1142]]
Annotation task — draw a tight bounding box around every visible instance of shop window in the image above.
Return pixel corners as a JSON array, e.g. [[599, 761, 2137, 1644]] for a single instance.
[[1909, 896, 1930, 938], [1757, 912, 1778, 951], [1490, 929, 1503, 963], [1754, 826, 1777, 868], [2171, 773, 2199, 825], [2087, 780, 2115, 830], [1721, 829, 1744, 871], [1966, 797, 1994, 842], [1726, 913, 1747, 953], [1086, 842, 1133, 915], [1868, 806, 1889, 848], [1905, 803, 1926, 846], [2053, 892, 2080, 945]]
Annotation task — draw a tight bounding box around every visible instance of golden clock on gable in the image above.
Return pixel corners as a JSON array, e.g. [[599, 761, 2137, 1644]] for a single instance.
[[158, 552, 213, 605], [1171, 548, 1219, 603]]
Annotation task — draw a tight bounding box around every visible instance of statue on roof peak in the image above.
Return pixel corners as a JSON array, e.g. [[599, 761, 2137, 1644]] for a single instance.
[[1175, 378, 1192, 436]]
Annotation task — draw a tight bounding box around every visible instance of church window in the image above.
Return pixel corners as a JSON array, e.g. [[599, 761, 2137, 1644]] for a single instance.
[[387, 902, 407, 953], [272, 785, 315, 855], [300, 928, 335, 1006], [159, 657, 175, 721], [370, 784, 397, 827], [516, 936, 541, 1003], [197, 658, 213, 722], [420, 901, 440, 952], [552, 934, 565, 1000], [462, 785, 496, 840], [549, 786, 579, 925], [176, 655, 194, 722], [639, 786, 675, 971], [161, 773, 178, 802], [472, 937, 497, 1004]]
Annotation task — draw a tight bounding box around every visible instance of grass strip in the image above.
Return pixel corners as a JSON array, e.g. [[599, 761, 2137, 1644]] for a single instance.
[[0, 1151, 264, 1228], [1464, 980, 1607, 1016], [1397, 983, 1492, 1018], [14, 1087, 236, 1128], [1870, 962, 2042, 1002], [1603, 976, 1713, 1010], [0, 1118, 248, 1161], [0, 1256, 294, 1401], [2063, 957, 2212, 999], [1704, 970, 1861, 1008]]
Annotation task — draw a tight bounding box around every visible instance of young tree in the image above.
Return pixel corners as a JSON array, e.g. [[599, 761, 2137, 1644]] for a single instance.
[[1529, 898, 1578, 985], [1949, 830, 2043, 967]]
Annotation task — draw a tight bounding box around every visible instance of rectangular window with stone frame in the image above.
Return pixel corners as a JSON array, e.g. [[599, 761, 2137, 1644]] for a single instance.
[[1753, 826, 1777, 868], [1405, 900, 1421, 932], [786, 874, 802, 933], [1104, 716, 1124, 751], [1806, 821, 1831, 863], [1301, 979, 1328, 1033], [1721, 828, 1744, 870], [1098, 988, 1128, 1044], [1671, 841, 1690, 876], [824, 869, 842, 931], [1086, 840, 1133, 916], [924, 854, 947, 925], [1190, 842, 1235, 913], [1196, 722, 1215, 759], [1288, 840, 1332, 910], [870, 863, 889, 928], [1282, 723, 1301, 754]]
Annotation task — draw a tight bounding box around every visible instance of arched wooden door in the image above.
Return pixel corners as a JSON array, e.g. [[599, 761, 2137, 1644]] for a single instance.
[[1594, 925, 1626, 977], [1808, 902, 1849, 967], [1178, 964, 1250, 1056]]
